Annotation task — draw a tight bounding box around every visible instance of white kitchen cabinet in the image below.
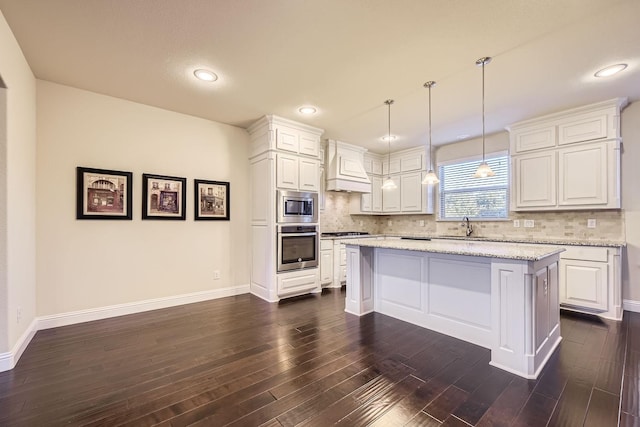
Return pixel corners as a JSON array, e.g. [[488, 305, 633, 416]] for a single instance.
[[276, 153, 319, 192], [382, 176, 401, 212], [558, 142, 608, 207], [508, 98, 626, 212], [276, 153, 299, 190], [400, 172, 422, 212], [320, 240, 333, 285], [382, 158, 401, 176], [558, 111, 608, 146], [299, 157, 320, 192], [559, 245, 621, 320], [275, 126, 299, 153], [277, 269, 320, 297], [400, 153, 423, 172], [512, 151, 557, 209], [360, 189, 372, 212], [299, 132, 320, 157], [371, 176, 383, 211], [319, 165, 325, 211]]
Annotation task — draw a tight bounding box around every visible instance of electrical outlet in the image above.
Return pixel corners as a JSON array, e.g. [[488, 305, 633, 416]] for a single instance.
[[524, 220, 535, 228], [513, 220, 520, 228], [16, 306, 22, 324], [213, 270, 221, 280], [419, 220, 425, 227], [388, 220, 393, 227], [587, 219, 597, 228]]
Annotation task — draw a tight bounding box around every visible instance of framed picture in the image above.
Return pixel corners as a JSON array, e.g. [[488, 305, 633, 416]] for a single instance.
[[142, 173, 186, 220], [194, 179, 230, 221], [76, 166, 133, 220]]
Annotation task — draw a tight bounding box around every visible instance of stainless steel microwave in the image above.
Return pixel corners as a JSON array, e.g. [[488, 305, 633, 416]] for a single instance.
[[277, 190, 318, 223]]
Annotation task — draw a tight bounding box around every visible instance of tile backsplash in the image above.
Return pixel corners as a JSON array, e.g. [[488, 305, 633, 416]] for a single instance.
[[320, 192, 625, 242]]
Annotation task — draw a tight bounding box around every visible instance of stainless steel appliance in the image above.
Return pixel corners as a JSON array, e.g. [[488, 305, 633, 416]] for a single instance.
[[277, 224, 318, 272], [277, 190, 318, 223]]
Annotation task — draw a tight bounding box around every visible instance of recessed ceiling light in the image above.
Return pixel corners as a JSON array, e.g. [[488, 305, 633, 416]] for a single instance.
[[299, 106, 317, 115], [194, 69, 218, 82], [381, 135, 397, 142], [594, 64, 628, 78]]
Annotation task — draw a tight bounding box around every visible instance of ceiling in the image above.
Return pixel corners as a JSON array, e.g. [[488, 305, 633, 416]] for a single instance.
[[1, 0, 638, 154]]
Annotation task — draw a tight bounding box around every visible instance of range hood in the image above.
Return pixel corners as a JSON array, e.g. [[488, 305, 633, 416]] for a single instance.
[[325, 140, 371, 193]]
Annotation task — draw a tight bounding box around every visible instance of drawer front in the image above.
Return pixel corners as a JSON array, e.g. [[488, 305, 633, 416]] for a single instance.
[[560, 246, 608, 262], [320, 239, 333, 251], [278, 270, 318, 296]]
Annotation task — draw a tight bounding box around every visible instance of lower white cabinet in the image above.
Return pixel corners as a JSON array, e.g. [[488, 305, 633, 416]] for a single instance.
[[320, 240, 333, 285], [277, 268, 319, 297], [559, 245, 621, 320]]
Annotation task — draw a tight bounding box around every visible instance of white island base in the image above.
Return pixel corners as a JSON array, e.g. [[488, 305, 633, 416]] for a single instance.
[[345, 243, 562, 379]]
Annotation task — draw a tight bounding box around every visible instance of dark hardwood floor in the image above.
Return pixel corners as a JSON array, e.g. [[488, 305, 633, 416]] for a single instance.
[[0, 287, 634, 426]]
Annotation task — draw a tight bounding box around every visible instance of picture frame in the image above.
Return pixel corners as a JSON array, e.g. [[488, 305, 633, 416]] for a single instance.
[[142, 173, 187, 220], [76, 166, 133, 220], [194, 179, 230, 221]]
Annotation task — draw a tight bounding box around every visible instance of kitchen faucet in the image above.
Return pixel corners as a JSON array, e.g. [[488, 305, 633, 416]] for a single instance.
[[463, 216, 473, 237]]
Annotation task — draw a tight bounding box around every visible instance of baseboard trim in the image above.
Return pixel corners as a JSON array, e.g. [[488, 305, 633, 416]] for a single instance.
[[0, 318, 38, 372], [0, 285, 249, 372], [623, 299, 640, 313], [38, 285, 250, 330]]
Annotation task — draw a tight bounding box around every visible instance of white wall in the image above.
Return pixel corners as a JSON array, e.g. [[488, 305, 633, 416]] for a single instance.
[[622, 102, 640, 302], [0, 10, 37, 353], [36, 81, 251, 316]]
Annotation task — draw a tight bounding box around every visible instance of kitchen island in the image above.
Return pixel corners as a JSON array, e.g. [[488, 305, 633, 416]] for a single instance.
[[343, 238, 564, 379]]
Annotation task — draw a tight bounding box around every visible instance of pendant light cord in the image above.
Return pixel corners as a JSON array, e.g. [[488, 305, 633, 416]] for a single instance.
[[428, 83, 433, 169], [384, 99, 393, 179], [482, 60, 486, 163]]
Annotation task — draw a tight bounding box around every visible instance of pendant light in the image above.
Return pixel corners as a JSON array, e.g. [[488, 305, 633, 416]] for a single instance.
[[474, 56, 495, 178], [422, 81, 439, 185], [381, 99, 397, 190]]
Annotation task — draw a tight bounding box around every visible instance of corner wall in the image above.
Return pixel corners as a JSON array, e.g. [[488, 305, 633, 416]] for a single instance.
[[622, 101, 640, 302], [36, 80, 251, 316], [0, 10, 37, 357]]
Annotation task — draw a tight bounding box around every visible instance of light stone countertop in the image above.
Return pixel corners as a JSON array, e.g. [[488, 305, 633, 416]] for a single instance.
[[320, 234, 625, 247], [342, 238, 565, 261]]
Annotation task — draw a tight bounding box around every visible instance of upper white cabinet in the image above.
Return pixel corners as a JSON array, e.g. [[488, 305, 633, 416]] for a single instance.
[[350, 147, 434, 215], [507, 98, 627, 211], [274, 124, 320, 157], [276, 153, 299, 190]]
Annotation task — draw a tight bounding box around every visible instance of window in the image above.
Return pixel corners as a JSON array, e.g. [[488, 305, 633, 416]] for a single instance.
[[438, 156, 509, 220]]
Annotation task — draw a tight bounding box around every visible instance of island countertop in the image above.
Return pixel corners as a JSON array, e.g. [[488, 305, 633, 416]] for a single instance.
[[343, 238, 564, 261]]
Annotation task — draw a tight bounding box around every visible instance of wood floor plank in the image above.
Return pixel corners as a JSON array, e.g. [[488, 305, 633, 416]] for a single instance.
[[0, 290, 632, 426]]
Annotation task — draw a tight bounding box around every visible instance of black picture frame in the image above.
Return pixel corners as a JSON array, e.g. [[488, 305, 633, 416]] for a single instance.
[[76, 166, 133, 220], [194, 179, 230, 221], [142, 173, 187, 220]]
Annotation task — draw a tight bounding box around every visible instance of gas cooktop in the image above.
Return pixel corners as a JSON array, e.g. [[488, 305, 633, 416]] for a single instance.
[[321, 232, 370, 237]]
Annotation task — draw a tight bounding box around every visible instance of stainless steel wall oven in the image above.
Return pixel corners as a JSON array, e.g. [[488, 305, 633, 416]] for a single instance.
[[277, 225, 318, 272]]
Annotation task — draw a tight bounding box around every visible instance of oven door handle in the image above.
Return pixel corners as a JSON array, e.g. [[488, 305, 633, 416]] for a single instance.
[[279, 232, 317, 237]]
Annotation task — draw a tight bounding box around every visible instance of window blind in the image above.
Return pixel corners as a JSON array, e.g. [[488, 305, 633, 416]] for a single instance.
[[438, 156, 509, 220]]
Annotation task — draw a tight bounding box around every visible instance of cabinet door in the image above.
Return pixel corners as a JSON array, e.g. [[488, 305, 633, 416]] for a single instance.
[[299, 133, 319, 157], [383, 158, 401, 175], [400, 154, 423, 172], [382, 176, 400, 212], [534, 267, 550, 353], [276, 153, 299, 190], [319, 166, 325, 211], [371, 159, 383, 175], [512, 126, 557, 153], [560, 259, 607, 311], [513, 151, 556, 208], [558, 112, 608, 145], [298, 158, 319, 192], [361, 192, 372, 212], [371, 176, 383, 212], [320, 250, 333, 284], [401, 172, 422, 212], [558, 143, 607, 206], [276, 127, 299, 153]]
